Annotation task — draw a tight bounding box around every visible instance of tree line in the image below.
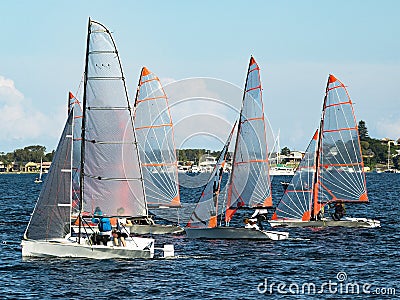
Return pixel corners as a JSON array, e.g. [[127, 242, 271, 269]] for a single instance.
[[2, 121, 398, 170], [278, 120, 399, 170], [358, 120, 399, 169], [0, 145, 54, 166], [177, 149, 222, 164]]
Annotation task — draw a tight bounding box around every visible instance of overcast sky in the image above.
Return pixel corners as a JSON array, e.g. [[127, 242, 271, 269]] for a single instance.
[[0, 0, 399, 153]]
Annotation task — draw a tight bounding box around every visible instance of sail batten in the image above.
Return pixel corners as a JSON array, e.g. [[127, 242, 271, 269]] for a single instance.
[[133, 67, 180, 208]]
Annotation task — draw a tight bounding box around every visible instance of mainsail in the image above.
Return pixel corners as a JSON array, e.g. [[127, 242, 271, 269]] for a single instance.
[[187, 123, 236, 228], [225, 56, 272, 223], [272, 74, 368, 221], [24, 110, 74, 240], [314, 74, 368, 214], [80, 19, 146, 217], [133, 67, 180, 208]]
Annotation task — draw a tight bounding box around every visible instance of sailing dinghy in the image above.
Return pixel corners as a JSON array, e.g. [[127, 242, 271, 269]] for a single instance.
[[132, 67, 183, 234], [21, 19, 174, 259], [34, 158, 43, 183], [270, 75, 380, 228], [186, 57, 288, 240]]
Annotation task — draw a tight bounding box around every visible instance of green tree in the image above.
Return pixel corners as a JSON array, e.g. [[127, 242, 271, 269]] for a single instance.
[[45, 150, 55, 162], [393, 155, 399, 169], [281, 147, 290, 156], [360, 141, 370, 151], [358, 120, 369, 141], [13, 145, 46, 163]]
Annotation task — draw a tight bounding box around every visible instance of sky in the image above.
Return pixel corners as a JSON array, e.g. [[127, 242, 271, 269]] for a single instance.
[[0, 0, 399, 153]]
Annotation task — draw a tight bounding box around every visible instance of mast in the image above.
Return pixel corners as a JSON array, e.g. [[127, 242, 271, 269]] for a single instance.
[[68, 107, 74, 239], [132, 68, 149, 215], [78, 18, 91, 241], [214, 122, 236, 226], [311, 75, 330, 219]]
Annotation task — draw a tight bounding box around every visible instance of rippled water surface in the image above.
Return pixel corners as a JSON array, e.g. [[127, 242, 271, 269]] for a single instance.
[[0, 173, 399, 299]]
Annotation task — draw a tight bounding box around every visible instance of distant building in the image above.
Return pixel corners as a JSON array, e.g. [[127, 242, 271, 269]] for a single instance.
[[24, 162, 37, 172]]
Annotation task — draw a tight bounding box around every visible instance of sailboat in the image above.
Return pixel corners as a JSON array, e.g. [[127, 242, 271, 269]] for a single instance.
[[185, 57, 288, 240], [34, 158, 43, 183], [269, 130, 295, 176], [270, 74, 380, 228], [21, 19, 174, 259], [132, 66, 183, 234]]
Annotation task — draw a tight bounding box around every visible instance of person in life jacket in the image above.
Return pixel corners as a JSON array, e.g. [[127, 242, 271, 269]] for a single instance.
[[91, 207, 112, 246], [332, 202, 346, 221]]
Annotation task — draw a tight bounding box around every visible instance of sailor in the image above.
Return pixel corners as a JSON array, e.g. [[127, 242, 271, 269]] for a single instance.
[[316, 206, 325, 220], [332, 202, 345, 221], [113, 207, 131, 246], [92, 208, 112, 246], [251, 207, 268, 230]]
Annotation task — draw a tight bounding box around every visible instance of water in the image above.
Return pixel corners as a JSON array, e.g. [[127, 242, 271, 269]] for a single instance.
[[1, 173, 399, 299]]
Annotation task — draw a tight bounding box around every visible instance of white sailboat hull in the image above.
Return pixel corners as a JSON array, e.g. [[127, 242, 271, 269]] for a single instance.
[[185, 227, 289, 240], [269, 217, 381, 228], [21, 237, 155, 259], [130, 224, 184, 235]]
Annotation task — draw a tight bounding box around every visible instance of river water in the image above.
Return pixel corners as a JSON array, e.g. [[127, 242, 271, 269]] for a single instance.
[[0, 173, 398, 299]]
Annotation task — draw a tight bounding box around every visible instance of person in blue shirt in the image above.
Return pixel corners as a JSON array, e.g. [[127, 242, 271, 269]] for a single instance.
[[91, 207, 112, 246]]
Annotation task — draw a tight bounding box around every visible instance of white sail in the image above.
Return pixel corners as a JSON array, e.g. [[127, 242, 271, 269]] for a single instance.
[[225, 56, 272, 223], [134, 67, 180, 208], [80, 20, 146, 218], [24, 110, 73, 240]]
